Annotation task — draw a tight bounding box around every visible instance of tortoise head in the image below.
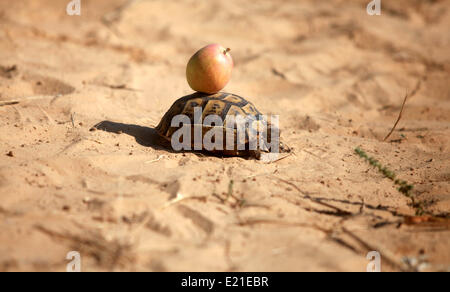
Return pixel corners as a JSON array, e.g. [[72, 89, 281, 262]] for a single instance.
[[279, 141, 291, 153]]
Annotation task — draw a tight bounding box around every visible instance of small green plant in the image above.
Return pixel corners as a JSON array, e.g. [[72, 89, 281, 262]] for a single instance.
[[355, 147, 423, 215], [228, 180, 234, 198]]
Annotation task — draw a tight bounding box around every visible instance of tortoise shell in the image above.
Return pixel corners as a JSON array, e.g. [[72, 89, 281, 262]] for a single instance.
[[156, 92, 279, 158]]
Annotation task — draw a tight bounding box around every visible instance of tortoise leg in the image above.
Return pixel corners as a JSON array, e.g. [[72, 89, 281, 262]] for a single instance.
[[253, 150, 262, 160]]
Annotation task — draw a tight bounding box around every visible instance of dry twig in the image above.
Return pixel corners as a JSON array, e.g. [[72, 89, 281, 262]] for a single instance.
[[383, 80, 422, 142], [383, 91, 409, 142], [0, 100, 19, 107]]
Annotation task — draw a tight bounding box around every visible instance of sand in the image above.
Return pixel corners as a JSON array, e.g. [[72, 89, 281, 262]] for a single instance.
[[0, 0, 449, 272]]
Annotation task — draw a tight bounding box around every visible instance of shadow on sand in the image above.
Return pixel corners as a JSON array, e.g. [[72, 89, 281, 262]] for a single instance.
[[93, 121, 250, 159], [93, 120, 171, 151]]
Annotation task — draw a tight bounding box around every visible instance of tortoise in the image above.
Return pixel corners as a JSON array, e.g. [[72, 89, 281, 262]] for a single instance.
[[156, 92, 290, 159]]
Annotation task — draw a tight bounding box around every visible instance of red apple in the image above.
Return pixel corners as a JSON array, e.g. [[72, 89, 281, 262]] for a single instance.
[[186, 44, 233, 94]]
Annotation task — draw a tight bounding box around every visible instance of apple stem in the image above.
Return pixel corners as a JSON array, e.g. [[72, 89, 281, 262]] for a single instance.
[[224, 48, 231, 55]]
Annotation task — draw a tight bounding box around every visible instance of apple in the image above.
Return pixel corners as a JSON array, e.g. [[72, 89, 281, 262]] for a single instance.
[[186, 44, 233, 94]]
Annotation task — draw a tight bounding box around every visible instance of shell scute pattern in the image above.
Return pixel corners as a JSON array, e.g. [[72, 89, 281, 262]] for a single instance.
[[156, 92, 277, 158]]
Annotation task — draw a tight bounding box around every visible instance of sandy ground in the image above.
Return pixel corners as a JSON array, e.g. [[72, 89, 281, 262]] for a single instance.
[[0, 0, 449, 272]]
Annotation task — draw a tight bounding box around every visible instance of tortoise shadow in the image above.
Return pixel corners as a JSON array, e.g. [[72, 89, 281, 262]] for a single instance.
[[93, 121, 254, 160], [93, 121, 171, 151]]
